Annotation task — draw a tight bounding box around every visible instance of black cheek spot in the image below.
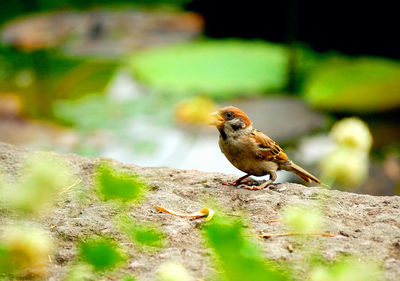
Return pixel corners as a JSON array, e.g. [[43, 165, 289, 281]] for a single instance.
[[231, 123, 242, 131], [219, 128, 227, 140]]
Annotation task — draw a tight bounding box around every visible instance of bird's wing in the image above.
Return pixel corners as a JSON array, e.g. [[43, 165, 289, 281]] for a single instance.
[[250, 129, 289, 162]]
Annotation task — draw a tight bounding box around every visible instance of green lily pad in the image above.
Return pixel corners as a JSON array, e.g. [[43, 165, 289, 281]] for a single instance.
[[303, 57, 400, 112], [129, 40, 289, 98]]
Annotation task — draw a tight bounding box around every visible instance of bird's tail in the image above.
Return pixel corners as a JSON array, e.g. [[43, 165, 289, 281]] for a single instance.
[[285, 161, 321, 184]]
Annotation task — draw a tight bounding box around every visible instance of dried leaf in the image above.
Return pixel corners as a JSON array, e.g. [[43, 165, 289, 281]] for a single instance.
[[154, 205, 214, 221]]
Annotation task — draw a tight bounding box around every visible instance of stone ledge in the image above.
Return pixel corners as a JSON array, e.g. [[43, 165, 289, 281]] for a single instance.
[[0, 142, 399, 280]]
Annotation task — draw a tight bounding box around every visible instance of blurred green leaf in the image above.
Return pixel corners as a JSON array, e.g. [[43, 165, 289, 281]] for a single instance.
[[203, 216, 289, 281], [122, 277, 137, 281], [303, 57, 400, 112], [96, 163, 148, 202], [54, 94, 121, 130], [282, 205, 322, 233], [290, 45, 320, 93], [0, 244, 11, 273], [53, 92, 177, 131], [0, 154, 72, 215], [0, 224, 53, 276], [63, 264, 94, 281], [0, 47, 118, 117], [309, 257, 383, 281], [118, 216, 166, 248], [130, 40, 289, 98], [80, 238, 124, 271]]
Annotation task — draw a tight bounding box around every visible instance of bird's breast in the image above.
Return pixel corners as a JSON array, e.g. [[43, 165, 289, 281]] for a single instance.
[[219, 135, 278, 176]]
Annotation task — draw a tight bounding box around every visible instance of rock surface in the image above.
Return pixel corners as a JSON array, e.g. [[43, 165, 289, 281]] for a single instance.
[[0, 142, 399, 280]]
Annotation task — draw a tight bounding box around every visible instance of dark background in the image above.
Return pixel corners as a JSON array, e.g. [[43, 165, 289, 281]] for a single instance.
[[187, 0, 399, 59]]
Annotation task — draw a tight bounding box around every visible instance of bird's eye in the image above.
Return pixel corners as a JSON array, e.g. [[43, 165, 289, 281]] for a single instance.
[[226, 112, 234, 119]]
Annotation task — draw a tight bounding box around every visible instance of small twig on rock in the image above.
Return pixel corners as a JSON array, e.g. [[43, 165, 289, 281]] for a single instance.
[[248, 232, 335, 239], [263, 219, 281, 223], [59, 178, 82, 194]]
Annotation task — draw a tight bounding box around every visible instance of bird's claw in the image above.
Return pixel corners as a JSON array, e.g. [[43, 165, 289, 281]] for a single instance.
[[222, 179, 254, 186], [242, 180, 274, 191], [222, 181, 238, 186], [243, 185, 270, 190]]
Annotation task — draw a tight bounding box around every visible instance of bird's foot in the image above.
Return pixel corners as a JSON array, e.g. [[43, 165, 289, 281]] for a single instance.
[[222, 181, 238, 186], [243, 180, 273, 191], [222, 178, 254, 186]]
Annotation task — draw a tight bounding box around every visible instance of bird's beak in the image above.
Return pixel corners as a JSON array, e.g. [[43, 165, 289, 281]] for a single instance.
[[208, 111, 224, 127]]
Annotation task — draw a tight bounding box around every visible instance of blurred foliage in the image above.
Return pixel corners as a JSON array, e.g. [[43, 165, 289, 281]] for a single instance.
[[118, 216, 166, 249], [0, 155, 69, 278], [309, 257, 383, 281], [174, 96, 217, 125], [53, 89, 178, 157], [303, 56, 400, 112], [321, 117, 372, 188], [123, 277, 138, 281], [0, 154, 72, 215], [96, 163, 148, 202], [0, 0, 189, 25], [54, 91, 176, 130], [203, 215, 288, 281], [157, 261, 191, 281], [0, 225, 53, 277], [79, 238, 125, 271], [289, 45, 320, 93], [130, 40, 289, 98], [63, 264, 94, 281], [282, 205, 322, 233], [321, 146, 369, 188], [330, 117, 373, 151], [35, 0, 190, 10], [202, 206, 384, 281], [122, 277, 137, 281], [0, 47, 118, 117], [54, 93, 128, 131]]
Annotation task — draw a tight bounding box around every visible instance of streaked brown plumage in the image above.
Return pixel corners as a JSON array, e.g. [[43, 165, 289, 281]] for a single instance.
[[210, 106, 321, 190]]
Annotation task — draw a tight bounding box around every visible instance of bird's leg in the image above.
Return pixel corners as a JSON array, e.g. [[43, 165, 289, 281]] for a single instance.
[[222, 174, 251, 186], [244, 172, 277, 190]]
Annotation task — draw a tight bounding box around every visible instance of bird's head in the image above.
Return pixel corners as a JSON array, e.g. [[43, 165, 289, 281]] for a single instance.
[[209, 106, 252, 137]]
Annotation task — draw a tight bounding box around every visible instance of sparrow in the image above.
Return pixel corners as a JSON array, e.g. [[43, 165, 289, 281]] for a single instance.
[[210, 106, 321, 190]]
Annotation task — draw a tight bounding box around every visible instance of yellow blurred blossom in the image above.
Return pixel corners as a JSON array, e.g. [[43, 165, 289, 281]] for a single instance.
[[330, 117, 372, 151], [157, 261, 191, 281], [0, 225, 53, 276], [320, 147, 368, 188], [175, 96, 217, 125]]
